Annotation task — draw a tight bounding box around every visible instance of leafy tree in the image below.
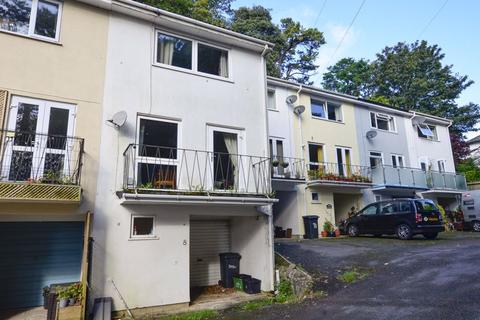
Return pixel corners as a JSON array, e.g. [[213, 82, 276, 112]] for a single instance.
[[457, 158, 480, 182], [450, 133, 470, 165], [231, 6, 325, 84], [322, 58, 373, 96]]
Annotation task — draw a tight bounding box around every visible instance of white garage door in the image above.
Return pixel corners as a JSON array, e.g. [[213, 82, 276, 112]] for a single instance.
[[190, 220, 231, 287]]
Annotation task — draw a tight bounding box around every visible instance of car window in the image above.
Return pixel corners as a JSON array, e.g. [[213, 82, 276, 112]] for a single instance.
[[414, 200, 438, 213], [379, 202, 398, 215], [361, 204, 378, 216], [397, 201, 412, 213]]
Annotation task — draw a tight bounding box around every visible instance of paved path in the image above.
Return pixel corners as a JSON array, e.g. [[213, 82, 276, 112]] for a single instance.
[[226, 232, 480, 320]]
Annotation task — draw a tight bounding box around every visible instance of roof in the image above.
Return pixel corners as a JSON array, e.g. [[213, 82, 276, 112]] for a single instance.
[[76, 0, 273, 53], [467, 135, 480, 144]]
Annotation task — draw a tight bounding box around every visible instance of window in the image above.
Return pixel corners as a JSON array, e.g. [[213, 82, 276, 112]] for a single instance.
[[369, 152, 383, 168], [391, 154, 404, 168], [308, 143, 324, 170], [379, 201, 398, 215], [370, 112, 396, 132], [311, 98, 342, 122], [414, 199, 438, 213], [437, 160, 446, 173], [270, 138, 285, 176], [374, 195, 382, 202], [417, 124, 438, 140], [0, 0, 62, 41], [311, 192, 320, 203], [419, 157, 429, 171], [155, 31, 230, 79], [361, 204, 378, 216], [267, 88, 276, 110], [156, 33, 192, 70], [398, 200, 412, 213], [336, 147, 352, 176], [197, 43, 229, 77], [131, 216, 155, 238]]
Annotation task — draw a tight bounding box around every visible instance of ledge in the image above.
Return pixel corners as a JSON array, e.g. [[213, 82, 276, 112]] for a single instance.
[[0, 182, 81, 204]]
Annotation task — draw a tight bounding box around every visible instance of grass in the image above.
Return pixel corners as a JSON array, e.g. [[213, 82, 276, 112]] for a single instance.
[[239, 298, 275, 311], [336, 268, 368, 284], [157, 310, 219, 320]]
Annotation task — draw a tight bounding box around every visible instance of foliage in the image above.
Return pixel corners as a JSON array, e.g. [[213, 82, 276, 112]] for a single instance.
[[275, 279, 295, 303], [160, 310, 219, 320], [322, 41, 480, 163], [450, 133, 470, 165], [336, 268, 368, 283], [323, 220, 334, 233], [230, 6, 325, 84], [239, 298, 274, 310], [457, 158, 480, 182]]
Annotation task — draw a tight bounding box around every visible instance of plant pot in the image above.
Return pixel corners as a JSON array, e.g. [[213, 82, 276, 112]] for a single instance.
[[335, 229, 341, 237], [68, 298, 76, 306], [59, 298, 68, 308], [321, 231, 328, 238]]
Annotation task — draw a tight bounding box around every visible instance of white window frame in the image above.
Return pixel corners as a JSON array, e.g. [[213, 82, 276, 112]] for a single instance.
[[135, 115, 182, 189], [270, 137, 285, 177], [369, 151, 384, 168], [419, 157, 429, 171], [153, 29, 233, 82], [311, 192, 320, 203], [0, 0, 63, 42], [370, 112, 396, 133], [437, 159, 446, 173], [335, 146, 352, 176], [310, 98, 344, 123], [391, 154, 405, 168], [130, 215, 157, 239], [417, 123, 438, 141], [267, 88, 276, 110], [308, 142, 326, 170]]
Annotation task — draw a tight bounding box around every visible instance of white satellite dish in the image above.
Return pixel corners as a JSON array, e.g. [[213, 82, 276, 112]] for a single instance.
[[293, 105, 305, 115], [366, 130, 377, 140], [108, 111, 127, 128], [412, 116, 427, 126], [286, 95, 298, 105]]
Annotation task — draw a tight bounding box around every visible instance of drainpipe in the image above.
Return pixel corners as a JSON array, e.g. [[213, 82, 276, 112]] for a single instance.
[[295, 85, 308, 221]]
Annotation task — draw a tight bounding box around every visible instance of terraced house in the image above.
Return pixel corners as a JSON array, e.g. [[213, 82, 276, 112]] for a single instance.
[[268, 79, 466, 238], [0, 0, 109, 311]]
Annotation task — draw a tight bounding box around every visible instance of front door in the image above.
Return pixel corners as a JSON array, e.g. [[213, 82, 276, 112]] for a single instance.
[[2, 96, 75, 182]]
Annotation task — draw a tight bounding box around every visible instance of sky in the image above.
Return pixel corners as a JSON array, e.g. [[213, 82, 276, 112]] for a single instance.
[[232, 0, 480, 138]]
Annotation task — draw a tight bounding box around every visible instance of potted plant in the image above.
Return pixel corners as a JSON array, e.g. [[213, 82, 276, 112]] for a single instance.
[[272, 159, 280, 167], [280, 162, 290, 169], [322, 220, 334, 237], [57, 288, 69, 308]]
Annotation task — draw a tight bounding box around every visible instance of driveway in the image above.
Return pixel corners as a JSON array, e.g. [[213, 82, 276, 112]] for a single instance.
[[225, 232, 480, 320]]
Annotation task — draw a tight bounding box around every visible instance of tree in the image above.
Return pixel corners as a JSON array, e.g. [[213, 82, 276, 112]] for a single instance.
[[450, 133, 470, 165], [231, 6, 325, 84], [457, 158, 480, 182], [322, 58, 373, 96]]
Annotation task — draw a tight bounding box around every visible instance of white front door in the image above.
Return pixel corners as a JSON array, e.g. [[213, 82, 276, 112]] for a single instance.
[[2, 96, 75, 182]]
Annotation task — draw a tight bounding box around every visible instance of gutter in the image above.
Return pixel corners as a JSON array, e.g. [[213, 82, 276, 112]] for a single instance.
[[121, 193, 279, 206]]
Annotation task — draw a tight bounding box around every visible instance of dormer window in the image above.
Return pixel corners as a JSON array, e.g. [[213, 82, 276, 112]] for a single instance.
[[417, 124, 438, 141], [0, 0, 62, 41], [370, 112, 396, 132]]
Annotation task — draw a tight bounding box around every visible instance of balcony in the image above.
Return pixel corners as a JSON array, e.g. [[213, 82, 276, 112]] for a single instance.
[[0, 130, 84, 203], [306, 161, 372, 191], [371, 165, 467, 192], [271, 156, 306, 181], [121, 144, 274, 205]]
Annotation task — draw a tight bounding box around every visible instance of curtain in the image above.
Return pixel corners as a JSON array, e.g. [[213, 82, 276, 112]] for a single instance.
[[158, 38, 174, 65], [223, 133, 238, 189], [219, 51, 228, 77]]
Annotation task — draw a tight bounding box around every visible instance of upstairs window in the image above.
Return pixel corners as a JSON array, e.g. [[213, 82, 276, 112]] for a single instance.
[[0, 0, 62, 41], [391, 154, 404, 168], [156, 33, 192, 70], [267, 88, 276, 110], [308, 143, 324, 170], [369, 152, 383, 168], [417, 124, 438, 141], [197, 43, 228, 77], [437, 160, 446, 173], [370, 112, 396, 132], [311, 99, 342, 122]]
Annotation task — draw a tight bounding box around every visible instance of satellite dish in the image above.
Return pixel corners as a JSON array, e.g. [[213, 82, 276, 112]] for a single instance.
[[286, 95, 298, 104], [412, 116, 427, 126], [293, 105, 305, 115], [108, 111, 127, 128], [366, 130, 377, 140]]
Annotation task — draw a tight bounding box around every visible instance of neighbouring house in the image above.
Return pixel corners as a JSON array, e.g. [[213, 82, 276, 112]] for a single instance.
[[0, 0, 109, 310], [267, 78, 467, 237], [467, 135, 480, 165], [86, 0, 276, 312]]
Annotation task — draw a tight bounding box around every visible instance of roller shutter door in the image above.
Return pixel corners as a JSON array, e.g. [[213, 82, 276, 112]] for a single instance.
[[190, 220, 230, 287], [0, 222, 84, 309]]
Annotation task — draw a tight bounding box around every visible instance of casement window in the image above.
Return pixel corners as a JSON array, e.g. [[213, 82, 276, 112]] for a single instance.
[[369, 152, 383, 168], [311, 98, 343, 122], [419, 157, 429, 171], [267, 88, 276, 110], [391, 154, 405, 168], [311, 192, 320, 203], [417, 123, 438, 140], [130, 215, 155, 238], [269, 138, 285, 176], [308, 143, 325, 170], [370, 112, 396, 132], [0, 0, 62, 41], [437, 160, 446, 173], [336, 147, 352, 176], [136, 117, 179, 189], [155, 30, 230, 79]]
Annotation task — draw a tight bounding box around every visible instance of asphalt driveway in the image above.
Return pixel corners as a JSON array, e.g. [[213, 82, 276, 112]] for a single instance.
[[226, 232, 480, 320]]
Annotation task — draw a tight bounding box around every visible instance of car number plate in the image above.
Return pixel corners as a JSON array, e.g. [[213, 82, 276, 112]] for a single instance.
[[428, 217, 439, 221]]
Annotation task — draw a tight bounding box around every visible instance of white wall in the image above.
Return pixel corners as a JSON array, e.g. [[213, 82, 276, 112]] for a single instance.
[[405, 118, 455, 172], [92, 12, 272, 310]]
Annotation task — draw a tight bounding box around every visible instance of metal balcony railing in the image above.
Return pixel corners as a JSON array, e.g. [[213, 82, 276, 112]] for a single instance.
[[123, 144, 271, 196], [271, 156, 306, 180], [0, 130, 84, 185], [371, 165, 467, 191], [307, 161, 372, 184]]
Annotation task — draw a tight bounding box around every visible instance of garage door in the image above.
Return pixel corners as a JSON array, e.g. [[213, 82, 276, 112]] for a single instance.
[[190, 220, 230, 287], [0, 222, 84, 309]]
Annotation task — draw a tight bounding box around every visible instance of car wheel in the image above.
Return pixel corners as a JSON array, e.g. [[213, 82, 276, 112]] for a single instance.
[[423, 233, 438, 240], [396, 224, 413, 240], [473, 221, 480, 232], [348, 224, 359, 237]]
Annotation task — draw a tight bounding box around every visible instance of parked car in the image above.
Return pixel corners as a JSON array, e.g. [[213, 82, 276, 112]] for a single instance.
[[462, 191, 480, 232], [338, 199, 444, 240]]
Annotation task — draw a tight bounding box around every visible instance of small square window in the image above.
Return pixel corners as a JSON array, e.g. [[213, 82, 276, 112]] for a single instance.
[[311, 99, 326, 118], [311, 192, 320, 203], [131, 216, 155, 238], [197, 43, 229, 77], [156, 33, 192, 70], [327, 102, 342, 121]]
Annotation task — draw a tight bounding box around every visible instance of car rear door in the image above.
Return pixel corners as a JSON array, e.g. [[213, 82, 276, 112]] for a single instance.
[[414, 199, 442, 226]]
